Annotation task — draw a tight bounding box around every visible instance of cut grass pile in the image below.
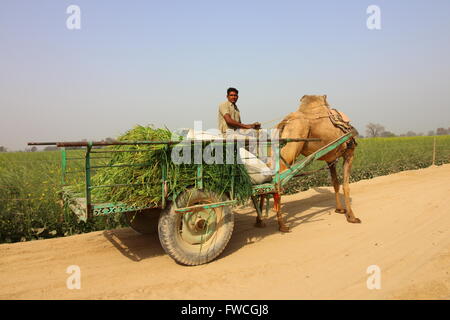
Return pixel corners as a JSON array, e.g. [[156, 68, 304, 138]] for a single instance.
[[88, 125, 254, 207]]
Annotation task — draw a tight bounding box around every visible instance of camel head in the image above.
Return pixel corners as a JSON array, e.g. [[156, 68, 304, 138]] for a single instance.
[[298, 95, 329, 111]]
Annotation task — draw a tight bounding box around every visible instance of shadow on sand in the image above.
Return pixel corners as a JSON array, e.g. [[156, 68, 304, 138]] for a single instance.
[[103, 187, 350, 263], [218, 187, 351, 260], [102, 229, 165, 262]]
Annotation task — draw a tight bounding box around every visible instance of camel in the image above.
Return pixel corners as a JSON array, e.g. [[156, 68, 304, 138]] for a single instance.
[[257, 94, 361, 232]]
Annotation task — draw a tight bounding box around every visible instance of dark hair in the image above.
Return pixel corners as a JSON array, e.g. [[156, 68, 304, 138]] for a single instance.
[[227, 87, 239, 95]]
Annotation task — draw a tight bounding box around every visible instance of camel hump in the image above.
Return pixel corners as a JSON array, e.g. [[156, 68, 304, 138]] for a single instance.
[[298, 95, 329, 114]]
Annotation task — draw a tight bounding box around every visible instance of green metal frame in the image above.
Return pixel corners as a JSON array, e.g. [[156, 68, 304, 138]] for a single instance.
[[60, 144, 167, 222], [174, 200, 238, 214], [57, 132, 354, 221]]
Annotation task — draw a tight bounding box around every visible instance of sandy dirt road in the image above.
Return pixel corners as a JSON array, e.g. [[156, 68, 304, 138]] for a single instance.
[[1, 165, 449, 300]]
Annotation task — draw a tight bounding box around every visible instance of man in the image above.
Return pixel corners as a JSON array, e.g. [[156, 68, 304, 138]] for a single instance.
[[218, 87, 260, 135]]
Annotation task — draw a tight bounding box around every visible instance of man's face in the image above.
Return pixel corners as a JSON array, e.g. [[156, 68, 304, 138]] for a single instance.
[[227, 91, 238, 104]]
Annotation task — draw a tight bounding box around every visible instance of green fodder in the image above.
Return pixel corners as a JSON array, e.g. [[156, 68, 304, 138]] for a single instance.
[[87, 125, 174, 206], [88, 125, 253, 207]]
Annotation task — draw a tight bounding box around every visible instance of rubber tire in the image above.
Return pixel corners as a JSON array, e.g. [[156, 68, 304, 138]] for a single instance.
[[158, 189, 234, 266], [125, 208, 161, 235]]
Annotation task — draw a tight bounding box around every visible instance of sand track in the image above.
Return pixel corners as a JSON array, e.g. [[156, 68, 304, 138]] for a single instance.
[[1, 165, 449, 299]]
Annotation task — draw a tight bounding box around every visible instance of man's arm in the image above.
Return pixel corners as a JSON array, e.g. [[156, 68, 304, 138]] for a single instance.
[[223, 114, 260, 129]]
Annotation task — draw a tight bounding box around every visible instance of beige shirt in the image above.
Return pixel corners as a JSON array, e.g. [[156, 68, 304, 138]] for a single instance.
[[218, 101, 241, 134]]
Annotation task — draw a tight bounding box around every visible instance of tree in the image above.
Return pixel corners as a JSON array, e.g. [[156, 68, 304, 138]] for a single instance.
[[0, 146, 7, 152], [44, 146, 58, 151], [436, 128, 448, 135], [427, 130, 435, 136], [406, 131, 417, 137], [380, 131, 396, 137], [366, 123, 385, 138]]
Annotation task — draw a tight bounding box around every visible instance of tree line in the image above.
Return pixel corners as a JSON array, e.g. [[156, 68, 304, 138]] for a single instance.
[[363, 123, 450, 138]]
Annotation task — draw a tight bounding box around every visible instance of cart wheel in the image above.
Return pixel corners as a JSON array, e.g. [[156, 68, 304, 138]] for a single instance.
[[125, 209, 161, 235], [158, 189, 234, 266]]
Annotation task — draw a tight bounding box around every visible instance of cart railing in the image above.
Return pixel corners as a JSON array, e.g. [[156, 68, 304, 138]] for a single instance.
[[28, 137, 322, 220], [28, 134, 354, 220]]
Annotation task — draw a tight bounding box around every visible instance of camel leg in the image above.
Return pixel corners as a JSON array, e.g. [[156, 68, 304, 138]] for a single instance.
[[329, 162, 346, 214], [255, 196, 266, 228], [274, 193, 290, 232], [342, 149, 361, 223]]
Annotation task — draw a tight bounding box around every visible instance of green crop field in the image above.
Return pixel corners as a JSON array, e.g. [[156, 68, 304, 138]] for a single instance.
[[1, 135, 450, 244], [284, 135, 450, 193]]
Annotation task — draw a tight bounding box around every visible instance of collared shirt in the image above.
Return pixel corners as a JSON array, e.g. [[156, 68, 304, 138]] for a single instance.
[[218, 101, 241, 134]]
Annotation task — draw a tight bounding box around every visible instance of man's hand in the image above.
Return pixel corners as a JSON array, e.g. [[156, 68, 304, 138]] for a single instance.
[[245, 122, 261, 129], [224, 114, 261, 130]]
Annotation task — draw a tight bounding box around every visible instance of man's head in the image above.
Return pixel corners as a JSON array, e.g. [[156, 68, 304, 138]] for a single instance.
[[226, 87, 239, 104]]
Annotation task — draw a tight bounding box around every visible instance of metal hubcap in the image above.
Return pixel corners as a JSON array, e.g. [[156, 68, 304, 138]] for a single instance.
[[180, 207, 217, 245]]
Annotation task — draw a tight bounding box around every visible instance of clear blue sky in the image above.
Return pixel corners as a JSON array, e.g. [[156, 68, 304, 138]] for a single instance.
[[1, 0, 449, 150]]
